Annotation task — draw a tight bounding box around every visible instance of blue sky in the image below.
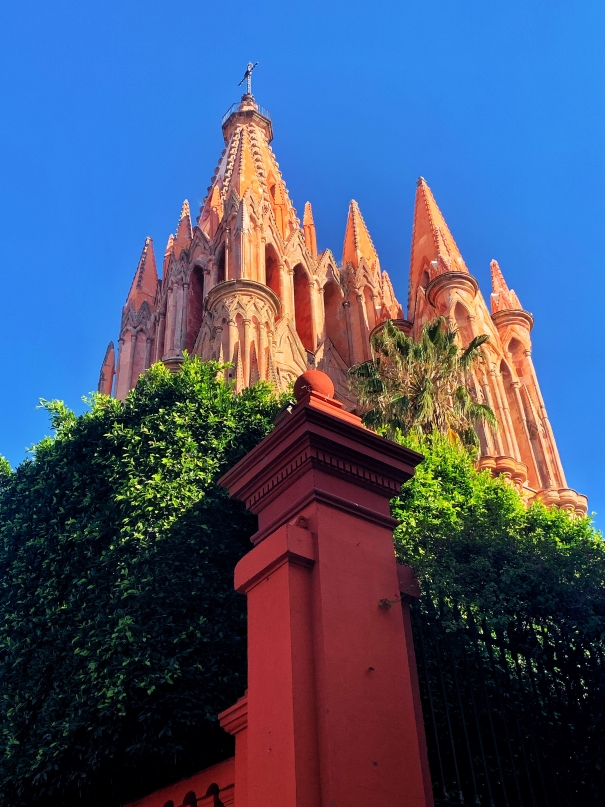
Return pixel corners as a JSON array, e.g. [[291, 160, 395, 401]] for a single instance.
[[1, 1, 603, 523]]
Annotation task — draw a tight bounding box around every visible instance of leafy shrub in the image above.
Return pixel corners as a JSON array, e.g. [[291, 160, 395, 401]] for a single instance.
[[392, 435, 605, 637], [0, 358, 284, 806]]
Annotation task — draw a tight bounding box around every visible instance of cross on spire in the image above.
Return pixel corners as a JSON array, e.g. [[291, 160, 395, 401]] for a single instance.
[[238, 61, 258, 96]]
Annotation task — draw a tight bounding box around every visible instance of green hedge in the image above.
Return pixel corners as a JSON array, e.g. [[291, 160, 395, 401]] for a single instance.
[[0, 358, 284, 806]]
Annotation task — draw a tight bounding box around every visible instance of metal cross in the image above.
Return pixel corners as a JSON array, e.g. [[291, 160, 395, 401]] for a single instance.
[[238, 62, 258, 95]]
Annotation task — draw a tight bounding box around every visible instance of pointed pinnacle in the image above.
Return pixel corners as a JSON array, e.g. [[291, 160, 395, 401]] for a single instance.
[[490, 259, 508, 293], [303, 201, 314, 226]]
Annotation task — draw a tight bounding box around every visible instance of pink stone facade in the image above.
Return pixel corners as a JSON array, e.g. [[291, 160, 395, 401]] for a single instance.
[[100, 94, 586, 514]]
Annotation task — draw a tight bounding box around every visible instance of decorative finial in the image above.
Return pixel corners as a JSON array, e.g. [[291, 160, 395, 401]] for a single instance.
[[293, 370, 335, 402], [238, 61, 258, 96]]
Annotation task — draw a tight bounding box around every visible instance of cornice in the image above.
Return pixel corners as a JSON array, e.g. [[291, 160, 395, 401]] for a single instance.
[[426, 271, 478, 307], [370, 319, 413, 341], [491, 308, 534, 332], [219, 393, 423, 518], [205, 278, 282, 317]]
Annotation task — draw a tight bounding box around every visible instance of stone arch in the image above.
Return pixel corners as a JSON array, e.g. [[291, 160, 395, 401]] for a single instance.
[[454, 301, 473, 347], [508, 337, 527, 378], [293, 262, 314, 351], [323, 280, 350, 364], [265, 243, 281, 306]]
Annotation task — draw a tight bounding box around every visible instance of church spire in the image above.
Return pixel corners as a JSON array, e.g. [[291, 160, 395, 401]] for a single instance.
[[490, 259, 522, 312], [303, 202, 318, 258], [97, 342, 115, 395], [174, 200, 192, 258], [342, 200, 379, 270], [126, 237, 158, 309], [408, 177, 469, 320]]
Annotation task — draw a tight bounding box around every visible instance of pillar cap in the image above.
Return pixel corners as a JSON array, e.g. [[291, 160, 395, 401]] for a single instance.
[[219, 371, 424, 542]]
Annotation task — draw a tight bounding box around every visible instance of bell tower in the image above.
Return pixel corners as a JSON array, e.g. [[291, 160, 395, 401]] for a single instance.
[[100, 75, 586, 514]]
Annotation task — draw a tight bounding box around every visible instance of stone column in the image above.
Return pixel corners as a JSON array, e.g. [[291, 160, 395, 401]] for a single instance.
[[278, 263, 287, 315], [173, 283, 184, 354], [318, 286, 326, 342], [356, 291, 370, 361], [480, 369, 504, 455], [491, 367, 515, 456], [258, 322, 267, 380], [163, 286, 175, 358], [228, 318, 239, 367], [180, 281, 189, 352], [126, 330, 137, 391], [219, 371, 434, 807], [224, 227, 231, 281], [209, 322, 221, 361], [309, 280, 318, 351], [155, 312, 166, 363], [114, 335, 129, 401], [287, 265, 295, 321], [343, 300, 355, 364], [523, 350, 566, 488], [242, 318, 251, 386]]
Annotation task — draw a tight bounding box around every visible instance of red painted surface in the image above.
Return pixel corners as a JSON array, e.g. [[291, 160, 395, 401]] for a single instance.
[[124, 757, 235, 807], [218, 370, 434, 807]]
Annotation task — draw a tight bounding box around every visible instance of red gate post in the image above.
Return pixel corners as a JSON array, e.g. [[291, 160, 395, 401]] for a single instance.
[[218, 370, 434, 807]]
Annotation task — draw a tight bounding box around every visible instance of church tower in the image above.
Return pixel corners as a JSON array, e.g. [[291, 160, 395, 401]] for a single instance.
[[100, 87, 586, 514], [405, 177, 586, 513]]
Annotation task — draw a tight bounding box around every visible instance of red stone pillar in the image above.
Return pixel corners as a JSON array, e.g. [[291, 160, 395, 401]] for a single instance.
[[219, 370, 434, 807]]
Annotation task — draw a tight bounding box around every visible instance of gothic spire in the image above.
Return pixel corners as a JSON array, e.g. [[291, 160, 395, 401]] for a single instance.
[[174, 200, 192, 257], [342, 200, 379, 270], [303, 202, 318, 258], [408, 177, 468, 320], [490, 259, 522, 313], [97, 342, 115, 395], [126, 236, 158, 309]]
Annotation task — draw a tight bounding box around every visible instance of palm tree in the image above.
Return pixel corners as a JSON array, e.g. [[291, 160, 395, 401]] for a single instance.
[[348, 317, 497, 451]]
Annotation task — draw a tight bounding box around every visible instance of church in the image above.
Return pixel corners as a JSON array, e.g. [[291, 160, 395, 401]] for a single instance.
[[98, 85, 587, 516]]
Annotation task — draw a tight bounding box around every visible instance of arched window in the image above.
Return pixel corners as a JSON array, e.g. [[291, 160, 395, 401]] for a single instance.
[[323, 280, 349, 363], [293, 263, 314, 351], [265, 243, 281, 304], [508, 337, 525, 377], [216, 247, 226, 285], [185, 265, 205, 351], [454, 302, 473, 347]]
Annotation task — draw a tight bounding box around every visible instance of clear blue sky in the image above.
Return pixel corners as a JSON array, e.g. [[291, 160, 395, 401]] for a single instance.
[[1, 1, 603, 523]]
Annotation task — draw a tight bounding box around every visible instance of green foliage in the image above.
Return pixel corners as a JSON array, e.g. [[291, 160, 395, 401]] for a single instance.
[[0, 358, 284, 807], [392, 434, 605, 637], [0, 456, 11, 491], [348, 318, 497, 451]]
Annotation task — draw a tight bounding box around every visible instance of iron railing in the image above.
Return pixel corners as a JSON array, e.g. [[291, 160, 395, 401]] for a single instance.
[[221, 103, 272, 126], [411, 595, 605, 806]]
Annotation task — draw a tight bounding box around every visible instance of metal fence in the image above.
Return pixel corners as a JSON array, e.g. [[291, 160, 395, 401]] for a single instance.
[[410, 595, 605, 806]]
